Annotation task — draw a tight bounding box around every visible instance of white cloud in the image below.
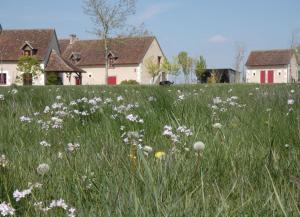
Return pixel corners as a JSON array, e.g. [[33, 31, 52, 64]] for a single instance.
[[208, 34, 228, 43], [139, 3, 175, 22]]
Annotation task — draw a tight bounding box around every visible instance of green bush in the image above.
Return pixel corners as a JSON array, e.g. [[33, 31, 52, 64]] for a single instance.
[[120, 80, 139, 85]]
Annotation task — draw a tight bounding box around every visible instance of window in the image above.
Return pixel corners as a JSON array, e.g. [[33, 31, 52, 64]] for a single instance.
[[253, 73, 256, 76], [109, 57, 114, 68], [278, 72, 281, 76], [157, 56, 162, 67], [0, 73, 6, 84], [23, 50, 31, 56]]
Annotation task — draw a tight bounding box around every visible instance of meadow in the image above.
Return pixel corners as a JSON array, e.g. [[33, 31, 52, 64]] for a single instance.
[[0, 84, 299, 217]]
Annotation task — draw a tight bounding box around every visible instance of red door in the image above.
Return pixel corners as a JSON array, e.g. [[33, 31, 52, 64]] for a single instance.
[[267, 71, 274, 84], [108, 76, 117, 85], [75, 77, 81, 85], [260, 71, 266, 84]]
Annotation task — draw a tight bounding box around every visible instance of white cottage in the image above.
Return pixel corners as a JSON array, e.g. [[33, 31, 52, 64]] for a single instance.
[[245, 49, 299, 84]]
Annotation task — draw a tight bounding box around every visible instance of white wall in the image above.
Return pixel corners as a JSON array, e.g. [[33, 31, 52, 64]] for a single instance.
[[246, 66, 289, 83]]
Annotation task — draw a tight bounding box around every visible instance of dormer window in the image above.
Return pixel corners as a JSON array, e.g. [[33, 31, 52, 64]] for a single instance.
[[21, 41, 37, 57], [70, 52, 81, 64], [107, 52, 118, 68]]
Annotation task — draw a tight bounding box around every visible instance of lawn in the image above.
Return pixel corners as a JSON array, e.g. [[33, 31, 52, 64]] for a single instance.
[[0, 84, 299, 217]]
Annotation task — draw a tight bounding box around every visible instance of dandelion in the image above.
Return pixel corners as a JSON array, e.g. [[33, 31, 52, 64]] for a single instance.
[[155, 151, 166, 160], [193, 141, 205, 152], [291, 89, 295, 94], [0, 202, 15, 216], [37, 163, 50, 175], [288, 99, 295, 105], [213, 123, 222, 129]]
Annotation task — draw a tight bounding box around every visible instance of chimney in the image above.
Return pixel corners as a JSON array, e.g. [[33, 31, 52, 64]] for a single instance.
[[69, 34, 78, 44]]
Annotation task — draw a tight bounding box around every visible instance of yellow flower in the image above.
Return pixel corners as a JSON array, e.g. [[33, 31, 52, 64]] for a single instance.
[[155, 151, 166, 160]]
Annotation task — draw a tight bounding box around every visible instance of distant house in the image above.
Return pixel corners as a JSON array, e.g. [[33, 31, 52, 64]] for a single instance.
[[0, 28, 166, 86], [198, 68, 240, 83], [59, 35, 166, 85], [0, 29, 83, 86], [245, 49, 299, 83]]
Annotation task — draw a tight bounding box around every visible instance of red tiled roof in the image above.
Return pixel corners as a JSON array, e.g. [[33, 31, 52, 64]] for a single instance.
[[59, 36, 155, 66], [246, 49, 294, 67], [45, 49, 85, 73], [0, 29, 55, 61]]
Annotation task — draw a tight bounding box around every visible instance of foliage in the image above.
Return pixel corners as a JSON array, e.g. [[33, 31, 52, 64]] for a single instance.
[[120, 80, 139, 85], [16, 56, 42, 84], [207, 71, 217, 83], [145, 56, 161, 82], [46, 72, 60, 85], [195, 56, 207, 82], [178, 51, 193, 83], [0, 84, 299, 216]]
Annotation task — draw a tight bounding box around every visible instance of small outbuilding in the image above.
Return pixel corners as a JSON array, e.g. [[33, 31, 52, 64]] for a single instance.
[[198, 68, 240, 83]]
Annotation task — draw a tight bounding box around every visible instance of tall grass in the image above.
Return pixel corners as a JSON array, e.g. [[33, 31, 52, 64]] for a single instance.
[[0, 84, 299, 216]]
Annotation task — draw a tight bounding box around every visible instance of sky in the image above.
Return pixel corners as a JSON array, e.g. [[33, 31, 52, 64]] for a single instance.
[[1, 0, 300, 70]]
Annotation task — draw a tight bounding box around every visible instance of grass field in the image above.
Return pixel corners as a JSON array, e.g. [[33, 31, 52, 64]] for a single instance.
[[0, 84, 299, 217]]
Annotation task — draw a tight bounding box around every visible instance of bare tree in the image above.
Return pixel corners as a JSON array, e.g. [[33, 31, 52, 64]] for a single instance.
[[234, 42, 246, 83], [290, 29, 300, 62], [84, 0, 137, 84]]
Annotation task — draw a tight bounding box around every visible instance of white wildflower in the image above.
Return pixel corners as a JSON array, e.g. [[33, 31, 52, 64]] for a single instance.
[[0, 155, 9, 169], [43, 106, 50, 113], [213, 123, 222, 129], [56, 96, 62, 100], [117, 96, 124, 101], [288, 99, 295, 105], [11, 89, 18, 94], [40, 141, 51, 147], [213, 97, 222, 104], [0, 202, 15, 216], [67, 143, 80, 153], [291, 89, 295, 94], [20, 116, 32, 123], [0, 95, 4, 101], [13, 188, 32, 202], [143, 146, 153, 154]]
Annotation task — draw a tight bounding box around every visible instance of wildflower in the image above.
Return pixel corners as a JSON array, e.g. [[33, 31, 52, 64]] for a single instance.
[[0, 202, 15, 216], [213, 123, 222, 129], [0, 95, 4, 101], [0, 155, 9, 169], [49, 199, 68, 210], [148, 96, 156, 102], [117, 96, 124, 101], [143, 146, 153, 155], [13, 188, 32, 202], [20, 116, 32, 123], [213, 97, 222, 104], [43, 106, 50, 113], [285, 144, 290, 148], [67, 143, 80, 153], [288, 99, 295, 105], [193, 141, 205, 152], [11, 89, 18, 94], [155, 151, 166, 160], [40, 141, 51, 147], [291, 89, 295, 94], [37, 163, 50, 175], [56, 96, 62, 100], [58, 152, 63, 159], [126, 114, 138, 122]]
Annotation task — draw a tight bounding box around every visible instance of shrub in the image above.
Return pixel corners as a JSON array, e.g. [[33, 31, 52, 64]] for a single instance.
[[120, 80, 139, 85]]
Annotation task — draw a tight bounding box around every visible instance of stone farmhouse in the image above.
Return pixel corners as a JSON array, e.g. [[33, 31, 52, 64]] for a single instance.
[[0, 28, 166, 86], [245, 49, 299, 84]]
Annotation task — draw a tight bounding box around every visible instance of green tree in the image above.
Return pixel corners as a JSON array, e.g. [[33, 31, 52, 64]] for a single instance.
[[16, 55, 42, 85], [161, 57, 180, 82], [145, 56, 160, 84], [178, 51, 193, 83], [195, 56, 206, 83]]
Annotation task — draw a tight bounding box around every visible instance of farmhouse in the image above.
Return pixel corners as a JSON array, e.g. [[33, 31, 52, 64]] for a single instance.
[[0, 28, 166, 86], [245, 49, 299, 83], [59, 35, 166, 85]]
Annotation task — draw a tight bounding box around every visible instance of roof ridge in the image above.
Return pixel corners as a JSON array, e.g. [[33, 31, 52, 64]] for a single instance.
[[250, 48, 293, 53], [59, 36, 154, 42]]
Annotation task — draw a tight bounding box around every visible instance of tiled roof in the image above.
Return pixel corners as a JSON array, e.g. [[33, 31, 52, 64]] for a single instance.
[[246, 49, 294, 67], [0, 29, 55, 61], [45, 49, 85, 73], [59, 36, 155, 66]]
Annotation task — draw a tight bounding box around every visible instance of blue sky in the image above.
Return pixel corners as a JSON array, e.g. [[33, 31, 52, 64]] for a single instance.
[[1, 0, 300, 69]]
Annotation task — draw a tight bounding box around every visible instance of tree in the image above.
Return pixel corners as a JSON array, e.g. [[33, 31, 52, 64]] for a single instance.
[[84, 0, 137, 85], [178, 52, 193, 84], [161, 57, 180, 83], [16, 55, 42, 85], [145, 56, 160, 84], [234, 42, 246, 83], [195, 56, 206, 83]]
